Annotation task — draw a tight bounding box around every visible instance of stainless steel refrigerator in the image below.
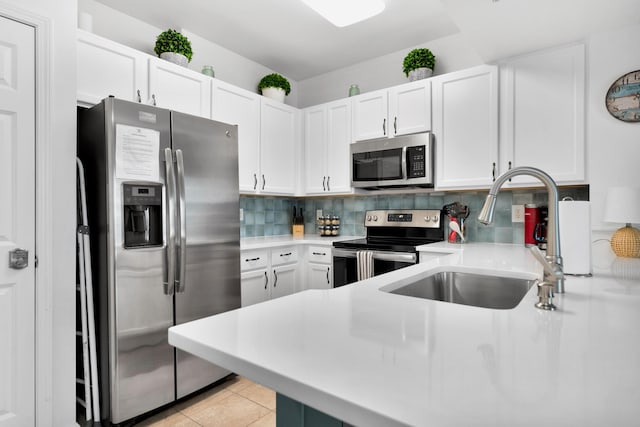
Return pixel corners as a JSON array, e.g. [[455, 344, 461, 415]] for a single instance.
[[78, 97, 241, 424]]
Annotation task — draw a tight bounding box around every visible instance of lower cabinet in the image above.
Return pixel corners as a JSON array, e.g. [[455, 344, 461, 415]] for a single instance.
[[240, 246, 299, 307], [305, 246, 332, 290]]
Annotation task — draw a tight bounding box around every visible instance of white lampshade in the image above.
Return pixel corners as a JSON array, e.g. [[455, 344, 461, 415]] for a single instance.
[[603, 187, 640, 224], [301, 0, 385, 27]]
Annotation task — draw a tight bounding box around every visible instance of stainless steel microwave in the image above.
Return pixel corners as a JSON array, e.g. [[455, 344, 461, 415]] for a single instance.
[[350, 132, 434, 189]]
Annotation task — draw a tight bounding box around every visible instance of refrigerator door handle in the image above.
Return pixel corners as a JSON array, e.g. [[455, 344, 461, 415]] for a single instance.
[[164, 148, 176, 295], [175, 149, 187, 293]]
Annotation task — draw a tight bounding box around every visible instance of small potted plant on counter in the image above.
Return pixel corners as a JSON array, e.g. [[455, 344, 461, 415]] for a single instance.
[[154, 29, 193, 67], [258, 73, 291, 103], [402, 48, 436, 81]]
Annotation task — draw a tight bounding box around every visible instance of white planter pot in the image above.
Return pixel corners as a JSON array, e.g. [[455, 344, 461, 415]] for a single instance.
[[261, 87, 286, 103], [160, 52, 188, 67], [408, 67, 433, 82]]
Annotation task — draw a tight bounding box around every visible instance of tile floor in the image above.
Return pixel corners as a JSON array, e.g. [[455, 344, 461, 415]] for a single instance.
[[136, 376, 276, 427]]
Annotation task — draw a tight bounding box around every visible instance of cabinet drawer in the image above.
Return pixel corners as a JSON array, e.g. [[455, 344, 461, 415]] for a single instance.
[[307, 246, 332, 264], [271, 246, 298, 266], [241, 250, 269, 272]]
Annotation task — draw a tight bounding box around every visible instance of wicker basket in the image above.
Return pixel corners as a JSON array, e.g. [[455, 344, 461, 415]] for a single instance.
[[610, 225, 640, 258]]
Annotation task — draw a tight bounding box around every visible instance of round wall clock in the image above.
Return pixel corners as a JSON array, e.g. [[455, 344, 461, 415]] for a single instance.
[[605, 70, 640, 122]]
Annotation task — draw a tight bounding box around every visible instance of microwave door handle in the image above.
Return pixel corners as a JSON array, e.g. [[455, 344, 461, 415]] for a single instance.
[[401, 146, 408, 180], [175, 149, 187, 293], [163, 148, 176, 295]]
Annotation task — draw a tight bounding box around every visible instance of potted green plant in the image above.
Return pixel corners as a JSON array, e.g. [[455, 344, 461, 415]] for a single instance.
[[154, 29, 193, 67], [402, 48, 436, 81], [258, 73, 291, 103]]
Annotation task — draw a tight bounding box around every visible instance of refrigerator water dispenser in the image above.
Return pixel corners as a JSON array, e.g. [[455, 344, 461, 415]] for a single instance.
[[123, 183, 163, 248]]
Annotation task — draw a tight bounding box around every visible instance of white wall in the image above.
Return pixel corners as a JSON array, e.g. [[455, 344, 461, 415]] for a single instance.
[[1, 0, 77, 426], [77, 0, 299, 106], [586, 23, 640, 232], [297, 33, 484, 107]]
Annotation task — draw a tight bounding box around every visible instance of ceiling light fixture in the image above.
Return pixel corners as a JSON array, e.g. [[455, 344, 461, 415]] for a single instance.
[[301, 0, 385, 27]]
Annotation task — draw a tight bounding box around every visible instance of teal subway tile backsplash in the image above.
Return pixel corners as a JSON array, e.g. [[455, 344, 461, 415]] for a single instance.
[[239, 186, 588, 242]]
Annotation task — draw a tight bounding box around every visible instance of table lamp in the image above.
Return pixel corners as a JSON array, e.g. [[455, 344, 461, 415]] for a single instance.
[[604, 187, 640, 258]]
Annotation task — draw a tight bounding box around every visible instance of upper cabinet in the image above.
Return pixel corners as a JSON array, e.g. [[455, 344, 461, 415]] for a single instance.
[[260, 98, 300, 195], [304, 99, 352, 195], [77, 30, 147, 106], [433, 65, 499, 190], [148, 57, 211, 118], [211, 79, 261, 193], [77, 30, 211, 118], [499, 44, 585, 186], [352, 80, 431, 142]]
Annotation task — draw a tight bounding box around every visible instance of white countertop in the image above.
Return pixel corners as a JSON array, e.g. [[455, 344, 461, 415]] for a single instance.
[[241, 234, 361, 250], [169, 243, 640, 427]]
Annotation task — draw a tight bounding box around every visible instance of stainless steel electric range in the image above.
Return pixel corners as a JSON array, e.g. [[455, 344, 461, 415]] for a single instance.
[[332, 209, 445, 287]]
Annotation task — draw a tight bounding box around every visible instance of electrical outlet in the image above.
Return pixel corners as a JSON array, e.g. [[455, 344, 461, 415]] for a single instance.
[[316, 209, 323, 220], [512, 205, 524, 223], [239, 208, 244, 221]]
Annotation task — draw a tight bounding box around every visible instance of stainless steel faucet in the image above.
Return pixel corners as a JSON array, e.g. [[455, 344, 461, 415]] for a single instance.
[[477, 166, 565, 293]]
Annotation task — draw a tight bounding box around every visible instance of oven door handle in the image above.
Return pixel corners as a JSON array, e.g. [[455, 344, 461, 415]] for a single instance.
[[332, 249, 417, 264]]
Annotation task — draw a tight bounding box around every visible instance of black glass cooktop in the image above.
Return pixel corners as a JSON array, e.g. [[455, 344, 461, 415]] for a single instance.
[[333, 237, 438, 253]]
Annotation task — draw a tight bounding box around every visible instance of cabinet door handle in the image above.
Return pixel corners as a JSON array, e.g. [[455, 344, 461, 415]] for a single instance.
[[326, 176, 330, 192], [383, 118, 386, 135], [264, 271, 268, 289], [394, 116, 397, 134], [273, 270, 278, 287], [508, 161, 512, 182], [137, 89, 142, 103], [326, 267, 330, 284], [151, 94, 157, 106], [245, 257, 260, 262], [492, 162, 496, 182], [262, 174, 266, 190], [312, 252, 326, 256], [279, 252, 292, 257], [322, 176, 326, 191], [253, 173, 257, 190]]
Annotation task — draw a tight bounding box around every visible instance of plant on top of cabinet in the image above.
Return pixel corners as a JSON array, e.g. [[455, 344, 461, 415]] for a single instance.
[[154, 29, 193, 67], [403, 48, 435, 81], [258, 73, 291, 103]]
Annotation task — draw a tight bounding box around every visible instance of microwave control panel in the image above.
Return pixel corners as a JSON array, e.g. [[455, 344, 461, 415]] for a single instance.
[[406, 145, 426, 178]]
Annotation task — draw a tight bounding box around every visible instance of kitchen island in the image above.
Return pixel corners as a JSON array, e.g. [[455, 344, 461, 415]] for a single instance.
[[169, 243, 640, 426]]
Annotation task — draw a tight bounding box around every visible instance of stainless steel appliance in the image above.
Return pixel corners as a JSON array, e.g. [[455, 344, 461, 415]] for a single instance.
[[333, 209, 444, 287], [350, 132, 434, 189], [77, 97, 240, 425]]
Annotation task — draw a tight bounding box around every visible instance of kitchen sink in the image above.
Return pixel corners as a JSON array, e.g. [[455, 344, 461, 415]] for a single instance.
[[381, 271, 537, 309]]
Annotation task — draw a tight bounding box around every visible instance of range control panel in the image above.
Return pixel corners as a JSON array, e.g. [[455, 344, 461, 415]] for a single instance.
[[364, 209, 441, 228]]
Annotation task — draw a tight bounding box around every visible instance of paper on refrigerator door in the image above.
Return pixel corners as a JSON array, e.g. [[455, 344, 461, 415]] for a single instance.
[[115, 124, 160, 181]]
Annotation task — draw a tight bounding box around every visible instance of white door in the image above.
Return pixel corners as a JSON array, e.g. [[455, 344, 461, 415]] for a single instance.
[[148, 57, 211, 117], [352, 89, 388, 141], [325, 100, 352, 194], [307, 263, 332, 290], [388, 80, 432, 137], [303, 105, 327, 194], [0, 15, 36, 426], [271, 265, 297, 300], [260, 98, 297, 194], [211, 80, 261, 193]]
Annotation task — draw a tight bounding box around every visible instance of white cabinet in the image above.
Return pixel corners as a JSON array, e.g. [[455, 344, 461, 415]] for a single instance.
[[500, 44, 585, 186], [148, 57, 211, 118], [352, 80, 431, 142], [211, 80, 261, 193], [240, 246, 299, 307], [77, 29, 147, 106], [305, 246, 332, 290], [433, 65, 499, 190], [352, 89, 388, 141], [304, 99, 352, 194], [388, 80, 432, 136], [260, 98, 299, 195]]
